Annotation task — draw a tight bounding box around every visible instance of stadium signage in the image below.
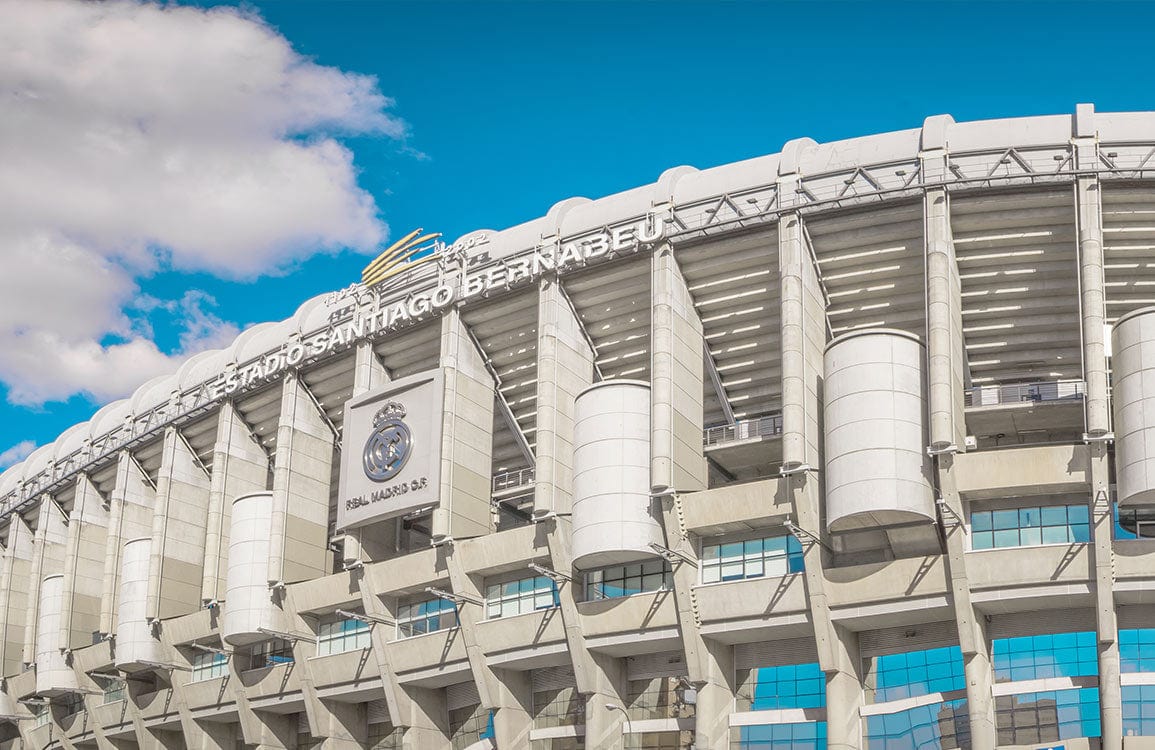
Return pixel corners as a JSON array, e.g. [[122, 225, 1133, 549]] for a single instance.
[[337, 370, 444, 529], [211, 212, 667, 398]]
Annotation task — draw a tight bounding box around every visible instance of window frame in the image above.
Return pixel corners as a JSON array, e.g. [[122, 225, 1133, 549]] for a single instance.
[[484, 574, 559, 620], [395, 596, 459, 639], [699, 531, 804, 585], [969, 501, 1091, 551], [584, 559, 672, 601], [316, 613, 373, 656]]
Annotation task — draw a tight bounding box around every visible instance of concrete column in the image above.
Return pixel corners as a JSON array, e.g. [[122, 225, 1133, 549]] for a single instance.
[[542, 517, 627, 748], [99, 451, 156, 635], [267, 371, 334, 588], [347, 341, 397, 563], [22, 497, 67, 667], [533, 276, 595, 518], [656, 493, 732, 750], [0, 517, 34, 676], [147, 426, 211, 622], [825, 626, 863, 750], [201, 401, 269, 606], [651, 245, 707, 493], [433, 309, 495, 543], [937, 456, 996, 750], [357, 564, 451, 748], [353, 340, 390, 394], [1074, 103, 1111, 437], [1091, 441, 1122, 750], [924, 188, 967, 452], [58, 473, 109, 651]]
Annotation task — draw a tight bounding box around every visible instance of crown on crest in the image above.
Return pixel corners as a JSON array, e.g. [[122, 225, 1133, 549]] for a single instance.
[[373, 401, 407, 426]]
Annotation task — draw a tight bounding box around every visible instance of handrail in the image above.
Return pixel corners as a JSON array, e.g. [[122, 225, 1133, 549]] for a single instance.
[[964, 380, 1086, 408], [703, 414, 783, 447]]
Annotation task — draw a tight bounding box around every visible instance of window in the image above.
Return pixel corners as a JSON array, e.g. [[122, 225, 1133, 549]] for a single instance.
[[994, 688, 1101, 744], [623, 731, 694, 749], [731, 722, 827, 750], [367, 723, 404, 750], [1116, 504, 1155, 540], [971, 504, 1089, 550], [701, 534, 803, 584], [192, 651, 229, 682], [586, 560, 671, 600], [866, 700, 969, 750], [61, 694, 85, 717], [992, 631, 1097, 682], [736, 662, 825, 711], [94, 675, 126, 704], [31, 705, 49, 729], [247, 638, 294, 668], [1121, 629, 1155, 673], [316, 615, 371, 656], [532, 686, 583, 729], [396, 597, 458, 638], [486, 576, 559, 619], [626, 677, 695, 721], [448, 705, 494, 750], [1123, 684, 1155, 737], [867, 646, 965, 703]]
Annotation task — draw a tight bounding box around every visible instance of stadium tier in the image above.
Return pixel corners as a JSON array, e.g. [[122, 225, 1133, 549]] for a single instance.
[[3, 104, 1155, 750]]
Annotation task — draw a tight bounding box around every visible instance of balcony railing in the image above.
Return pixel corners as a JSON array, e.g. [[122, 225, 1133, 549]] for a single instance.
[[964, 380, 1086, 408], [703, 414, 784, 448], [492, 468, 535, 494]]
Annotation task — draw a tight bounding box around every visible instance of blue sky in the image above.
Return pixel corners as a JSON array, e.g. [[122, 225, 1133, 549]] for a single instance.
[[1, 0, 1152, 466]]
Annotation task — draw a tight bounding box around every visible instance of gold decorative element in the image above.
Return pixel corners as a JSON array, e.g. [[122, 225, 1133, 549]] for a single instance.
[[361, 228, 442, 288]]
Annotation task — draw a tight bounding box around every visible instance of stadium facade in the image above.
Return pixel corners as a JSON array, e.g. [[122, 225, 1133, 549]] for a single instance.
[[2, 104, 1155, 750]]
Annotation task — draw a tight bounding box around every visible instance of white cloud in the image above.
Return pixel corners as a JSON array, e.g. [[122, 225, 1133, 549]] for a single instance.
[[0, 0, 401, 406], [0, 441, 36, 470]]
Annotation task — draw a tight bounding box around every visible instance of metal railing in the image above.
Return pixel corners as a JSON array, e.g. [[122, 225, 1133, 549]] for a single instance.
[[703, 414, 784, 448], [491, 467, 535, 494], [964, 380, 1085, 408]]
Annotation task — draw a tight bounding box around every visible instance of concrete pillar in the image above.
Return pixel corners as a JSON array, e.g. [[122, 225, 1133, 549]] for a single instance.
[[22, 497, 67, 667], [347, 341, 397, 563], [433, 309, 495, 543], [58, 473, 109, 651], [1091, 441, 1122, 750], [100, 451, 156, 636], [533, 276, 595, 518], [267, 371, 334, 588], [353, 339, 391, 394], [201, 401, 269, 606], [0, 517, 34, 676], [651, 245, 707, 493], [146, 426, 211, 622], [924, 188, 967, 452], [1074, 103, 1111, 438], [938, 455, 996, 750], [825, 627, 863, 750]]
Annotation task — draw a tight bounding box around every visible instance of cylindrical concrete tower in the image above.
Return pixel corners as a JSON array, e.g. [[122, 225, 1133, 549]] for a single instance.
[[1112, 307, 1155, 506], [35, 574, 77, 695], [571, 380, 663, 569], [223, 492, 286, 646], [115, 537, 164, 671], [823, 329, 935, 531]]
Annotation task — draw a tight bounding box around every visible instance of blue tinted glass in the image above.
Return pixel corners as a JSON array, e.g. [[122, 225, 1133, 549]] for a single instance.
[[993, 509, 1019, 530], [1067, 504, 1089, 524], [739, 722, 827, 750], [972, 530, 994, 550], [971, 511, 992, 532]]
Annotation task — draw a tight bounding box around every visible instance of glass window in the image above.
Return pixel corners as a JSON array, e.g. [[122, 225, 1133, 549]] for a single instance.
[[448, 705, 494, 750], [1116, 503, 1155, 540], [971, 504, 1090, 550], [736, 662, 825, 711], [992, 632, 1098, 682], [731, 722, 827, 750], [367, 723, 404, 750], [247, 638, 294, 668], [865, 700, 969, 750], [94, 675, 126, 704], [1121, 629, 1155, 673], [626, 677, 695, 721], [702, 534, 804, 584], [316, 615, 372, 656], [532, 685, 584, 729], [31, 705, 49, 728], [192, 651, 229, 681], [868, 646, 965, 703], [994, 688, 1101, 745], [1123, 684, 1155, 737], [396, 597, 458, 638], [485, 576, 559, 619], [585, 560, 671, 600]]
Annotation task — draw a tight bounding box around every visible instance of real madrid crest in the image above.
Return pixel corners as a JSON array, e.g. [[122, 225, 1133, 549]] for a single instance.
[[363, 401, 412, 482]]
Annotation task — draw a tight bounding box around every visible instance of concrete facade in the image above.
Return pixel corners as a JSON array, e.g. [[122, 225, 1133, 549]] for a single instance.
[[1, 105, 1155, 750]]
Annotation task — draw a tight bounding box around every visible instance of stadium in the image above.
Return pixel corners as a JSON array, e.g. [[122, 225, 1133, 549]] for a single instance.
[[1, 103, 1154, 750]]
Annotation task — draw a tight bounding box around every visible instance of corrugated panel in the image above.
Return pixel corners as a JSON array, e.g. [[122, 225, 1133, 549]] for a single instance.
[[367, 699, 390, 725], [532, 666, 575, 692], [988, 609, 1096, 640], [734, 638, 819, 670], [1118, 606, 1155, 631], [859, 621, 958, 658], [626, 651, 685, 681], [446, 681, 481, 711], [297, 713, 309, 733]]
